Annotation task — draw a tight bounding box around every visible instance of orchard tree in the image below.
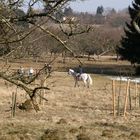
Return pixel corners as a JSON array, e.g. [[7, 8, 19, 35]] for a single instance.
[[0, 0, 91, 112], [0, 0, 90, 58]]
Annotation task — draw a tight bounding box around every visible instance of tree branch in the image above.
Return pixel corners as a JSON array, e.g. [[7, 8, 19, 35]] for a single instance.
[[132, 10, 140, 33], [32, 23, 83, 65]]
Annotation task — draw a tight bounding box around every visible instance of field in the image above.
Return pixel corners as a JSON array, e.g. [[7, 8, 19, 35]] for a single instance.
[[0, 58, 140, 140]]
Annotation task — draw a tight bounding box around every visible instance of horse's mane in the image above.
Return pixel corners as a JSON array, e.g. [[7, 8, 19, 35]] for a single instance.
[[69, 69, 74, 73]]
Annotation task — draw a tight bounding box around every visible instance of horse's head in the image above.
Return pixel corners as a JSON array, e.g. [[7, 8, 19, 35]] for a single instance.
[[68, 69, 74, 75]]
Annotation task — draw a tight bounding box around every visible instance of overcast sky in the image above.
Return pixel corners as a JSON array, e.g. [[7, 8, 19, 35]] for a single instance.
[[69, 0, 132, 13]]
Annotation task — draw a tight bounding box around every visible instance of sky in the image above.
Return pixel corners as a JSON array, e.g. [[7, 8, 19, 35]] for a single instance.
[[69, 0, 132, 13]]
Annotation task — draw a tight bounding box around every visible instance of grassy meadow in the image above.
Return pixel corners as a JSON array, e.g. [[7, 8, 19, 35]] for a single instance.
[[0, 58, 139, 140]]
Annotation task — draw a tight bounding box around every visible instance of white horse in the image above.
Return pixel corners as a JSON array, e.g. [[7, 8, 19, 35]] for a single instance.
[[68, 69, 93, 88]]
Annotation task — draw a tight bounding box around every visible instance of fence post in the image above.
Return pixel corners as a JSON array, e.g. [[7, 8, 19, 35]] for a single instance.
[[128, 82, 132, 110], [135, 82, 138, 107], [11, 91, 17, 117], [123, 80, 130, 118], [117, 78, 122, 116], [112, 80, 116, 117]]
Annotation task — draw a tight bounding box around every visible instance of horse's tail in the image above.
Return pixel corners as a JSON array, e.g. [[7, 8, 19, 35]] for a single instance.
[[87, 74, 93, 85]]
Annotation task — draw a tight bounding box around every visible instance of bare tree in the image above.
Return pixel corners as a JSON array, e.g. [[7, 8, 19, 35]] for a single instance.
[[0, 0, 91, 112]]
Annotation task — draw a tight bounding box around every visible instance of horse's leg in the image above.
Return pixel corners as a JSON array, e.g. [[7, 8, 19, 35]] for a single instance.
[[74, 80, 77, 87], [85, 76, 90, 88], [83, 80, 87, 87], [75, 80, 80, 87], [77, 81, 79, 87], [83, 80, 90, 88], [87, 83, 89, 88], [86, 80, 89, 88], [74, 81, 76, 87]]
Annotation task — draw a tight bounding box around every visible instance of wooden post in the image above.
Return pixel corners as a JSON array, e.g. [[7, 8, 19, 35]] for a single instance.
[[135, 82, 138, 107], [138, 85, 140, 108], [139, 88, 140, 108], [123, 80, 130, 117], [42, 89, 45, 106], [112, 80, 116, 117], [39, 79, 42, 104], [5, 58, 9, 65], [39, 79, 45, 105], [117, 78, 121, 116], [11, 91, 17, 117], [128, 83, 132, 110], [39, 90, 42, 104], [42, 80, 46, 106]]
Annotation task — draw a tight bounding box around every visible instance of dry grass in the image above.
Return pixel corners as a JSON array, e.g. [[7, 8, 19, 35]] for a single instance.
[[0, 59, 139, 140]]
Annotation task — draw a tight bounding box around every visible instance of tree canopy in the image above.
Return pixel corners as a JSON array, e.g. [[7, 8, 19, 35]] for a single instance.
[[117, 0, 140, 64], [96, 5, 104, 15], [0, 0, 90, 60]]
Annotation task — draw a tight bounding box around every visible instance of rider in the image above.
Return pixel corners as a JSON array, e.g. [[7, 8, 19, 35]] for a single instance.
[[76, 65, 83, 79], [18, 66, 24, 77], [79, 65, 83, 74], [29, 67, 34, 78], [44, 63, 52, 75], [47, 64, 52, 75]]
